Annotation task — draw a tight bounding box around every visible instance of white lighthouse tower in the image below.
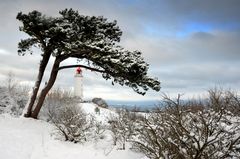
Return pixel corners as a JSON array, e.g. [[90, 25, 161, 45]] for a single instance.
[[74, 67, 83, 100]]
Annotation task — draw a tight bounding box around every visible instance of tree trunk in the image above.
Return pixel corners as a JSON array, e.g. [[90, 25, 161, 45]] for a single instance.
[[31, 58, 61, 119], [24, 52, 51, 117]]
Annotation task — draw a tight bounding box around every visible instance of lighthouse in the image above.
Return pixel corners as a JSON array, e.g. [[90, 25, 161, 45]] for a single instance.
[[74, 67, 83, 100]]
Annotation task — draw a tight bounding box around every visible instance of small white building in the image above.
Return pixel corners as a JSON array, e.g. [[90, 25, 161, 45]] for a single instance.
[[74, 67, 83, 100]]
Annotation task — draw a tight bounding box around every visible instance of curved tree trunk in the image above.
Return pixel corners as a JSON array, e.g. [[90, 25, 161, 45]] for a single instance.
[[31, 58, 61, 119], [24, 52, 51, 117]]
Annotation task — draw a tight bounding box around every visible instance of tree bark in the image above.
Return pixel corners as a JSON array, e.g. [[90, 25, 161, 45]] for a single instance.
[[24, 52, 51, 117], [31, 58, 61, 119]]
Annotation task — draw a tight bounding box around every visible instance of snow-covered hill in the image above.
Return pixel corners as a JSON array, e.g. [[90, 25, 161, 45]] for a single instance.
[[0, 103, 145, 159], [80, 103, 117, 123]]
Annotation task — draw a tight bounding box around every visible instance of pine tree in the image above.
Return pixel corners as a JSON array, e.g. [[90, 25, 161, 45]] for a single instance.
[[17, 9, 160, 119]]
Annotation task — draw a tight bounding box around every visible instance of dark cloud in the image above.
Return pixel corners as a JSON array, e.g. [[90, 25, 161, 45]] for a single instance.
[[191, 32, 215, 40], [166, 0, 240, 24]]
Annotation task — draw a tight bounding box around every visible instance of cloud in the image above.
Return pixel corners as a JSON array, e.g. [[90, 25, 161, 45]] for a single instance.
[[0, 48, 10, 55], [0, 0, 239, 101], [190, 32, 215, 40]]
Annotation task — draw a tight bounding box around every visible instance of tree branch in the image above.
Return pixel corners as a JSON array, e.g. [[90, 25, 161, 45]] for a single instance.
[[57, 64, 106, 73]]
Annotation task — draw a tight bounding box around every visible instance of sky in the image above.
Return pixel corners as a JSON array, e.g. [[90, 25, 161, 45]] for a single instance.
[[0, 0, 240, 102]]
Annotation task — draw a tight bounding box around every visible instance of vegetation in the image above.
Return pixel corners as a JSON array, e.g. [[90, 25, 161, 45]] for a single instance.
[[130, 89, 240, 159], [0, 72, 29, 116], [0, 8, 237, 158], [45, 88, 106, 143], [108, 109, 137, 150], [0, 75, 239, 158], [16, 9, 160, 119], [49, 105, 92, 143]]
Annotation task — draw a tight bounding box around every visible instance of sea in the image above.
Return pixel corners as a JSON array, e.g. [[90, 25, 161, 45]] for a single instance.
[[106, 100, 159, 111]]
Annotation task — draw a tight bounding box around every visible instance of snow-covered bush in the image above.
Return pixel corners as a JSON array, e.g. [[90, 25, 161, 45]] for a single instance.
[[131, 93, 240, 159], [92, 120, 106, 141], [9, 85, 29, 116], [43, 88, 92, 143], [40, 88, 78, 120], [0, 86, 10, 114], [0, 73, 29, 116], [43, 88, 110, 143], [108, 108, 139, 150], [49, 105, 93, 143], [207, 88, 240, 116]]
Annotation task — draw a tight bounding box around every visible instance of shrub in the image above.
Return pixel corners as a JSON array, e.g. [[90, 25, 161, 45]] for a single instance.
[[108, 108, 139, 150], [92, 97, 108, 108], [207, 88, 240, 116], [94, 106, 100, 114], [131, 92, 240, 159], [40, 88, 78, 120], [49, 105, 93, 143], [0, 72, 29, 116], [92, 120, 106, 141]]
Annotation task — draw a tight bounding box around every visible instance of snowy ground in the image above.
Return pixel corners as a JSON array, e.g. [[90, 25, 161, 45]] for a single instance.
[[0, 103, 145, 159], [80, 103, 117, 123]]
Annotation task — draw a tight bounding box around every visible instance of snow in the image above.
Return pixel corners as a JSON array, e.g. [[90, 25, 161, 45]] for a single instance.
[[80, 103, 117, 123], [0, 103, 144, 159]]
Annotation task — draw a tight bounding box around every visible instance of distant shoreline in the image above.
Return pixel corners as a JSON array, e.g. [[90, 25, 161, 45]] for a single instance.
[[107, 100, 159, 111]]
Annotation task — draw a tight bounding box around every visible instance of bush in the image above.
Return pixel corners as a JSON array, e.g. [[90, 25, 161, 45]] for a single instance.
[[49, 105, 93, 143], [0, 72, 29, 116], [92, 120, 106, 141], [94, 106, 100, 114], [207, 88, 240, 116], [40, 88, 78, 120], [92, 97, 108, 108], [131, 91, 240, 159], [108, 108, 139, 150], [44, 88, 94, 143]]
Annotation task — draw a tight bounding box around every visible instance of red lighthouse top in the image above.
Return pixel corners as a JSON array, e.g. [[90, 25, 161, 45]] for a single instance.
[[76, 67, 82, 74]]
